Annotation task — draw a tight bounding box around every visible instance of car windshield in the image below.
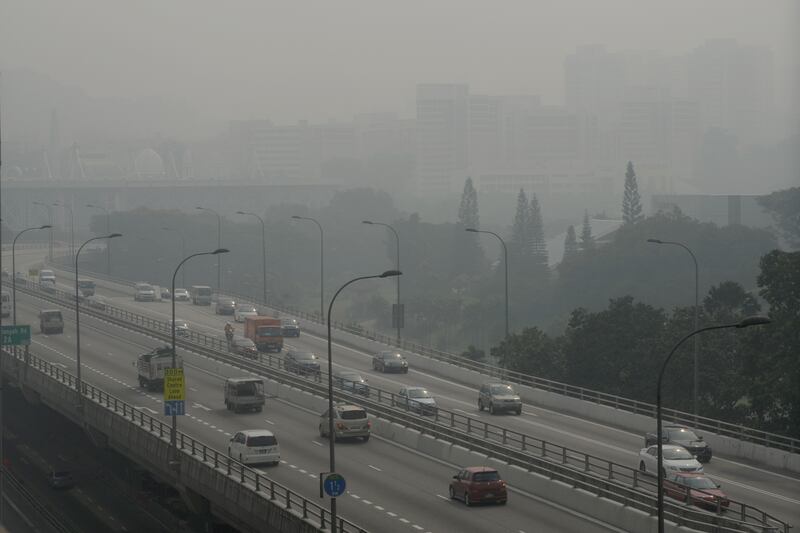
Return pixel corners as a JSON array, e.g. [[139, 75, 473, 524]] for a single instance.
[[339, 409, 367, 420], [680, 476, 717, 489], [137, 284, 153, 291], [490, 385, 515, 395], [472, 471, 500, 482], [238, 306, 256, 313], [339, 372, 362, 381], [247, 435, 277, 447], [173, 321, 187, 327], [234, 381, 263, 395], [407, 389, 431, 398], [386, 353, 404, 359], [295, 352, 316, 361], [283, 319, 297, 326], [670, 429, 700, 441], [663, 447, 694, 460]]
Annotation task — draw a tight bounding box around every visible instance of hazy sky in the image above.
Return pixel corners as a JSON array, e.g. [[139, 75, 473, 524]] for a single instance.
[[2, 0, 797, 123]]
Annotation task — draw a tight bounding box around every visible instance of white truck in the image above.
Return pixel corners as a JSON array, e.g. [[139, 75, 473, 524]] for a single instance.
[[136, 346, 182, 390], [224, 378, 265, 413]]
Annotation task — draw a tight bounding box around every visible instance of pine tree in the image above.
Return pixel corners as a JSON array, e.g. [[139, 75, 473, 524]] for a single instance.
[[510, 188, 530, 262], [563, 225, 578, 262], [622, 161, 643, 224], [529, 193, 548, 271], [580, 210, 595, 251], [458, 177, 480, 229]]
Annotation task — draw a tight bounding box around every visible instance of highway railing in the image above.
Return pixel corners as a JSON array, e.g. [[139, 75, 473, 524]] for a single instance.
[[45, 257, 800, 455], [11, 279, 792, 533], [1, 344, 368, 533]]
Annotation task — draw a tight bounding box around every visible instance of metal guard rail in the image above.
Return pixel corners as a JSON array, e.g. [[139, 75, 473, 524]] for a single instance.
[[12, 281, 792, 533], [1, 345, 367, 533], [47, 257, 800, 454]]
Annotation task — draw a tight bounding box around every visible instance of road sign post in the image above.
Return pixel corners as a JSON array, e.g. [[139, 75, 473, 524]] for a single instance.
[[163, 367, 185, 416], [0, 325, 31, 346]]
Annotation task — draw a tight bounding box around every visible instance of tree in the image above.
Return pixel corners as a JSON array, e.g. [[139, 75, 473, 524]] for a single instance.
[[622, 161, 643, 224], [580, 210, 595, 251], [529, 193, 549, 274], [490, 327, 564, 379], [510, 189, 531, 263], [563, 225, 579, 263], [758, 187, 800, 249], [458, 177, 480, 229], [703, 281, 760, 320]]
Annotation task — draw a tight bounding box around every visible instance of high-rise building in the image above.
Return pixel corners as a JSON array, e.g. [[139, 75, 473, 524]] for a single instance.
[[688, 39, 773, 144]]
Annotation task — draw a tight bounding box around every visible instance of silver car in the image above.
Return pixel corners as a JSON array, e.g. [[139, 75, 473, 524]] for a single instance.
[[478, 383, 522, 415], [372, 351, 409, 373], [395, 386, 438, 416], [319, 405, 370, 442]]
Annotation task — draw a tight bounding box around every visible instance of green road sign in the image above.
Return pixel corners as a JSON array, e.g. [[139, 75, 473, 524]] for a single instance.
[[1, 325, 31, 346]]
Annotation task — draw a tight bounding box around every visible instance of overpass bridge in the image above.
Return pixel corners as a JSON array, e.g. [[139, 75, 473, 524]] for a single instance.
[[2, 266, 795, 533]]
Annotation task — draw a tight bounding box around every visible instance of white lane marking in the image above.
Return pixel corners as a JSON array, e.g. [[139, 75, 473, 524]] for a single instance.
[[312, 440, 323, 447], [368, 464, 382, 471], [712, 475, 800, 504], [189, 387, 198, 392], [135, 406, 158, 415], [263, 419, 275, 425], [386, 511, 397, 517], [374, 505, 384, 510], [362, 499, 372, 505], [192, 402, 211, 411], [412, 526, 424, 531], [350, 494, 360, 499], [436, 494, 449, 500], [399, 518, 410, 523]]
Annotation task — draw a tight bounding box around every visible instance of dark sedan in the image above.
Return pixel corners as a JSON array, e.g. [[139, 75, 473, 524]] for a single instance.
[[645, 425, 712, 463], [333, 370, 370, 396], [284, 350, 321, 378]]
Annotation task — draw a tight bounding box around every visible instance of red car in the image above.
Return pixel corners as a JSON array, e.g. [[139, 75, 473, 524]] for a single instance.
[[663, 472, 729, 511], [449, 466, 507, 506]]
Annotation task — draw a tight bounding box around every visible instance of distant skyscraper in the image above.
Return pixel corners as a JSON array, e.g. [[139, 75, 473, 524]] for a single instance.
[[415, 83, 470, 196], [688, 39, 773, 144]]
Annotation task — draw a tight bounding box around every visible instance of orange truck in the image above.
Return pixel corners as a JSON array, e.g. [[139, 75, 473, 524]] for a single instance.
[[244, 317, 284, 353]]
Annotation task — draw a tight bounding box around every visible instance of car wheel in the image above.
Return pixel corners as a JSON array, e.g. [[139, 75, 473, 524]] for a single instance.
[[489, 402, 495, 415], [319, 425, 326, 438], [403, 368, 408, 374], [516, 407, 522, 416], [449, 486, 455, 500], [499, 499, 507, 505], [362, 435, 370, 442], [464, 493, 471, 507], [639, 461, 646, 473], [478, 399, 484, 411]]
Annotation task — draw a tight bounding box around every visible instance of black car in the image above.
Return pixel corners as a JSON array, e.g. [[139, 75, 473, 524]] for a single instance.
[[372, 351, 409, 373], [281, 318, 301, 337], [283, 350, 321, 378], [645, 425, 712, 463], [333, 370, 370, 396]]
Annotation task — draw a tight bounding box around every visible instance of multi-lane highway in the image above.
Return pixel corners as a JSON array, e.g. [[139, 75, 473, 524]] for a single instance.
[[6, 247, 800, 531]]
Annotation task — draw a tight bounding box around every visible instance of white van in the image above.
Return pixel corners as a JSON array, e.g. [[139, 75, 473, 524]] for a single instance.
[[228, 430, 280, 466], [38, 269, 56, 284], [1, 290, 10, 318]]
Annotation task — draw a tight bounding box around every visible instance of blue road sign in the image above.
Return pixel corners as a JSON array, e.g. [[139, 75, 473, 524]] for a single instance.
[[323, 472, 346, 497], [164, 400, 185, 416]]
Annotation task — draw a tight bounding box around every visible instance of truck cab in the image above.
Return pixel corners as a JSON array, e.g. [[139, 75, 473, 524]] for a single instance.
[[39, 309, 64, 334], [244, 317, 283, 352], [224, 378, 265, 413], [77, 279, 96, 297], [137, 346, 182, 390]]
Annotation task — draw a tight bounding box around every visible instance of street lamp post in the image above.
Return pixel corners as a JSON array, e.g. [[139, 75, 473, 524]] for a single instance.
[[161, 227, 187, 288], [52, 202, 75, 261], [196, 207, 222, 290], [32, 202, 54, 261], [654, 316, 770, 533], [466, 228, 509, 357], [236, 211, 267, 305], [362, 221, 402, 345], [326, 269, 401, 532], [86, 204, 111, 274], [291, 215, 324, 321], [12, 225, 52, 324], [75, 233, 122, 408], [647, 239, 700, 416], [170, 248, 229, 460]]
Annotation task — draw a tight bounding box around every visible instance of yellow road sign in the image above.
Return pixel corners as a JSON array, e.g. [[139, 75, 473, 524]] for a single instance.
[[164, 367, 185, 401]]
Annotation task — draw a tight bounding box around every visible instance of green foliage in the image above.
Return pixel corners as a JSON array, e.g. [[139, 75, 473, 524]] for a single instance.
[[491, 327, 564, 379], [510, 189, 530, 263], [622, 161, 643, 224], [458, 177, 479, 229], [580, 210, 595, 251], [563, 225, 579, 263], [461, 345, 486, 362], [529, 194, 548, 275], [757, 187, 800, 248]]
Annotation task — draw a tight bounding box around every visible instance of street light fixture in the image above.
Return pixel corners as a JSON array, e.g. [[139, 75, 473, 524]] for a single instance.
[[161, 227, 187, 288], [326, 269, 401, 533], [236, 211, 268, 305], [362, 220, 402, 345], [196, 207, 223, 290], [52, 202, 75, 261], [292, 215, 324, 321], [466, 228, 509, 360], [86, 204, 111, 274], [170, 248, 229, 461], [647, 238, 700, 417], [12, 225, 52, 324], [32, 201, 54, 260], [654, 315, 770, 533], [75, 233, 122, 408]]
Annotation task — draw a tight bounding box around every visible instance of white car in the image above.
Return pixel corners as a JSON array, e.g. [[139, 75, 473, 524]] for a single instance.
[[234, 305, 258, 323], [639, 444, 703, 477], [173, 288, 191, 301], [169, 319, 190, 337], [134, 282, 156, 302], [228, 430, 280, 466]]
